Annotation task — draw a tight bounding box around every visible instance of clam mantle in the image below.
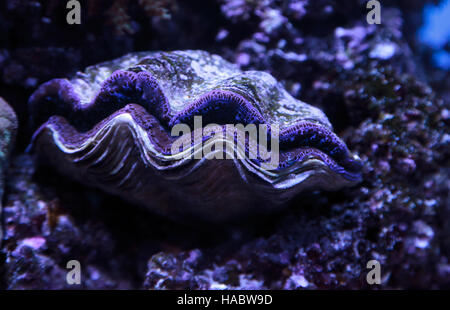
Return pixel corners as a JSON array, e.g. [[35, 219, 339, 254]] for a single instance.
[[1, 97, 18, 241], [28, 50, 362, 221]]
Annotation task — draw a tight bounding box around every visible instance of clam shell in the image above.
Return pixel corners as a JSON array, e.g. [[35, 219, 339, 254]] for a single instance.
[[29, 50, 362, 221]]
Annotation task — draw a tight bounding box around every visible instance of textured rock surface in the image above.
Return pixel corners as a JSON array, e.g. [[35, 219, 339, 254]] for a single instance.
[[28, 50, 361, 222], [0, 97, 18, 243], [0, 0, 449, 289]]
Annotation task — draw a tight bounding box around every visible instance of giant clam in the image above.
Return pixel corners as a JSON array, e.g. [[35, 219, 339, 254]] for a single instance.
[[28, 50, 362, 221], [1, 97, 18, 241]]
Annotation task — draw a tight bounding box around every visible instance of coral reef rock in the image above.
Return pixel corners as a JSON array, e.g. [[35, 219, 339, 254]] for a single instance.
[[0, 97, 18, 242]]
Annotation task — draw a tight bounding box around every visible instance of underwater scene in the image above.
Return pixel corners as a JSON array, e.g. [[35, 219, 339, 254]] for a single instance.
[[0, 0, 449, 292]]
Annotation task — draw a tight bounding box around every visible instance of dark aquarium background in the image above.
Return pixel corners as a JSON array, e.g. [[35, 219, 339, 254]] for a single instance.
[[0, 0, 449, 289]]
